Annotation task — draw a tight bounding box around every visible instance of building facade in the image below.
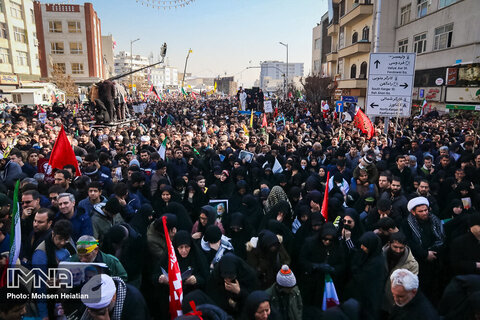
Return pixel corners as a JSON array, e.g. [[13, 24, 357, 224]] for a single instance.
[[101, 34, 114, 79], [34, 2, 104, 86], [259, 61, 304, 92], [147, 65, 178, 90], [395, 0, 480, 111], [0, 0, 40, 94], [312, 12, 331, 76], [320, 0, 479, 112]]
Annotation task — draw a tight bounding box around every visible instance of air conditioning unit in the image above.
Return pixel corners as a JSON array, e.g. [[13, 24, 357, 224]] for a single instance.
[[34, 38, 39, 47]]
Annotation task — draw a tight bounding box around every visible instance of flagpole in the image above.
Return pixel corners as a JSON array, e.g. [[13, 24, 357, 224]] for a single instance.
[[393, 99, 402, 139]]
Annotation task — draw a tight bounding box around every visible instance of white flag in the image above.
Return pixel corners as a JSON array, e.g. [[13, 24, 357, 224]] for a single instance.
[[273, 158, 283, 174]]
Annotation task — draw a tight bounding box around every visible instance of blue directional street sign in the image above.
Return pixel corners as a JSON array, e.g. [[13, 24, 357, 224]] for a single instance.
[[341, 96, 358, 103], [335, 101, 344, 113]]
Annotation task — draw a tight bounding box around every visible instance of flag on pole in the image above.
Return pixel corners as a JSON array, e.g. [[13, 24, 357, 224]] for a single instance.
[[161, 216, 183, 319], [353, 108, 374, 140], [214, 81, 217, 92], [181, 87, 188, 97], [419, 99, 427, 117], [262, 113, 267, 127], [9, 180, 20, 266], [149, 84, 162, 101], [249, 109, 254, 127], [321, 171, 330, 221], [322, 273, 340, 310], [158, 138, 167, 160], [242, 124, 249, 136], [48, 125, 81, 176]]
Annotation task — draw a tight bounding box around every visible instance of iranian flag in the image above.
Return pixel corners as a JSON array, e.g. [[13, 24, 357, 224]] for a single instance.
[[9, 180, 20, 266], [322, 273, 340, 310], [158, 138, 167, 160], [420, 99, 427, 117]]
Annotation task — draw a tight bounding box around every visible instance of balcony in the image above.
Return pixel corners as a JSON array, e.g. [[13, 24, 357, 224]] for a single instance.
[[326, 52, 338, 62], [338, 41, 370, 58], [340, 4, 373, 27], [327, 23, 339, 36], [337, 78, 367, 89]]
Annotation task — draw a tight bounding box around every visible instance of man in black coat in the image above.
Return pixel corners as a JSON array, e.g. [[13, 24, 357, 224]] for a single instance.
[[449, 213, 480, 275], [389, 269, 439, 320], [401, 197, 444, 304]]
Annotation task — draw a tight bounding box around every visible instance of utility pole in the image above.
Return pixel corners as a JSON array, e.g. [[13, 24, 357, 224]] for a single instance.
[[279, 42, 289, 99]]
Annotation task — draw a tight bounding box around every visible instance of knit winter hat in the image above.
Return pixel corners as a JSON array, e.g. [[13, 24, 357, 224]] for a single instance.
[[276, 265, 296, 288]]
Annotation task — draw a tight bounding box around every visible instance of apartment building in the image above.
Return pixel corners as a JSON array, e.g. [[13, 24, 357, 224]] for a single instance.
[[34, 2, 104, 86], [318, 0, 479, 111], [259, 60, 304, 92], [312, 13, 331, 76], [395, 0, 480, 111], [0, 0, 40, 94]]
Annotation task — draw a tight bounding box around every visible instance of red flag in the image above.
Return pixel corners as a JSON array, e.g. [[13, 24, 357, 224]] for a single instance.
[[162, 216, 183, 319], [321, 171, 330, 221], [262, 113, 267, 127], [48, 125, 81, 176], [149, 84, 162, 101], [353, 108, 374, 140], [274, 107, 278, 119]]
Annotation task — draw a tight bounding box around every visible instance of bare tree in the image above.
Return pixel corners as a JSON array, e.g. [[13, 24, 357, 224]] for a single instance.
[[48, 62, 78, 99], [300, 75, 336, 113]]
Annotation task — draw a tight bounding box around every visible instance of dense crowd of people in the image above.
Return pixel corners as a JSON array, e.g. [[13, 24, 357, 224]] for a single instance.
[[0, 93, 479, 320]]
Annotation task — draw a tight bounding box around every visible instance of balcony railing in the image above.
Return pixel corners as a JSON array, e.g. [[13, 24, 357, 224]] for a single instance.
[[338, 41, 371, 58], [340, 4, 373, 27]]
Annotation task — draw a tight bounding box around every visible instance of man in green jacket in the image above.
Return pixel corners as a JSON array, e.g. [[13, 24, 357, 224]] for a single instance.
[[69, 235, 128, 281]]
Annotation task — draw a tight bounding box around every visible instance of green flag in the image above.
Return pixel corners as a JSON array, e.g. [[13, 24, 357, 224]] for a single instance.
[[9, 180, 20, 265]]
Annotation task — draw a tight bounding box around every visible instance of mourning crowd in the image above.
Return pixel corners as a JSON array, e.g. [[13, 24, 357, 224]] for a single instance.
[[0, 94, 479, 320]]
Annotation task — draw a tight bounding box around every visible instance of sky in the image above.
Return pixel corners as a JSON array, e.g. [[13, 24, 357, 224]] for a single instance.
[[46, 0, 329, 87]]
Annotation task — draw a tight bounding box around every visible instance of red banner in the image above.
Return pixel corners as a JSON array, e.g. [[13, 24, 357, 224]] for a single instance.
[[162, 216, 183, 319], [353, 109, 374, 140]]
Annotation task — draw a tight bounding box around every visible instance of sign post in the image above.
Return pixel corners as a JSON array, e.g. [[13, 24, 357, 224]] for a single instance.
[[366, 53, 416, 118]]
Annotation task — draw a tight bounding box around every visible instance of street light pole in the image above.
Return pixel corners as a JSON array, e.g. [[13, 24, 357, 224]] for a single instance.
[[279, 42, 288, 99], [130, 38, 140, 95]]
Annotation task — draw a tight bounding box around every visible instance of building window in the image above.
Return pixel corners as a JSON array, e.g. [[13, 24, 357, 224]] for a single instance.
[[350, 64, 356, 79], [352, 32, 358, 44], [313, 60, 321, 72], [70, 42, 83, 54], [398, 39, 408, 52], [0, 1, 3, 13], [49, 21, 62, 33], [71, 63, 84, 74], [417, 0, 427, 18], [339, 26, 345, 49], [13, 27, 26, 43], [16, 51, 27, 66], [414, 33, 427, 54], [314, 38, 321, 50], [434, 23, 453, 50], [51, 42, 64, 54], [0, 23, 7, 39], [439, 0, 457, 8], [359, 62, 367, 79], [10, 2, 22, 19], [68, 21, 81, 33], [0, 48, 9, 64], [53, 63, 66, 74], [12, 94, 21, 103], [30, 8, 35, 24], [400, 4, 411, 25], [362, 26, 369, 41]]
